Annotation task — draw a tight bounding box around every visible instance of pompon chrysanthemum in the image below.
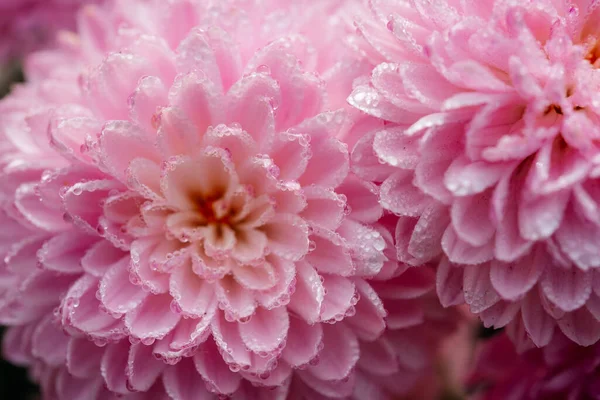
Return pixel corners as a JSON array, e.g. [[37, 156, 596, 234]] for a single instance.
[[0, 0, 101, 62], [468, 331, 600, 400], [350, 0, 600, 347], [0, 0, 459, 399]]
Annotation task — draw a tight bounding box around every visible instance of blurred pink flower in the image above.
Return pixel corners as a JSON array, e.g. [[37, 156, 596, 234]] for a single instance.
[[0, 0, 101, 62], [468, 331, 600, 400], [0, 0, 460, 398], [350, 0, 600, 347]]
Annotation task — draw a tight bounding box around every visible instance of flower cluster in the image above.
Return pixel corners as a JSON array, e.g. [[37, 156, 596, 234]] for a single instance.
[[5, 0, 600, 398]]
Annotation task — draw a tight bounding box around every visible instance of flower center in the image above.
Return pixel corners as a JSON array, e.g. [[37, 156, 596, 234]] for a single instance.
[[584, 37, 600, 67]]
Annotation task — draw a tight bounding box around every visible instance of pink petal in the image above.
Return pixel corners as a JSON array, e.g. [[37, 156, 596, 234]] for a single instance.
[[319, 275, 357, 323], [99, 257, 147, 315], [66, 337, 104, 378], [103, 191, 142, 224], [126, 343, 166, 392], [170, 261, 216, 318], [305, 323, 359, 381], [555, 206, 600, 269], [373, 126, 420, 170], [232, 262, 277, 291], [299, 135, 349, 188], [169, 315, 213, 351], [541, 266, 592, 312], [31, 316, 68, 366], [100, 341, 130, 394], [557, 307, 600, 346], [214, 275, 256, 321], [61, 275, 124, 339], [263, 213, 309, 261], [125, 293, 180, 340], [348, 84, 422, 124], [126, 158, 162, 200], [37, 232, 97, 274], [194, 339, 242, 395], [436, 257, 465, 307], [176, 27, 241, 93], [225, 73, 279, 146], [83, 52, 154, 120], [414, 123, 463, 203], [287, 260, 324, 324], [489, 248, 545, 301], [492, 170, 534, 262], [162, 357, 212, 400], [14, 183, 69, 231], [2, 325, 35, 365], [521, 291, 555, 347], [63, 179, 122, 234], [253, 256, 296, 310], [55, 370, 102, 400], [48, 113, 100, 163], [351, 130, 396, 183], [202, 124, 258, 167], [268, 132, 310, 182], [463, 263, 501, 314], [210, 312, 251, 369], [372, 267, 434, 300], [247, 38, 324, 130], [518, 190, 570, 241], [479, 300, 520, 329], [399, 62, 459, 109], [159, 97, 207, 157], [301, 186, 346, 231], [442, 225, 494, 265], [305, 229, 353, 276], [357, 338, 399, 376], [128, 75, 168, 133], [337, 220, 386, 277], [345, 280, 386, 340], [239, 306, 289, 354], [400, 205, 449, 266], [450, 189, 495, 247], [444, 156, 510, 196], [527, 135, 590, 194], [282, 317, 323, 367], [129, 239, 171, 294], [380, 170, 429, 217], [335, 176, 382, 224], [97, 121, 160, 181], [231, 229, 269, 265]]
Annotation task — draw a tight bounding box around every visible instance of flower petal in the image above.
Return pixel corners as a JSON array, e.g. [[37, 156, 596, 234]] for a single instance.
[[239, 306, 289, 355], [541, 266, 592, 312], [125, 293, 180, 340]]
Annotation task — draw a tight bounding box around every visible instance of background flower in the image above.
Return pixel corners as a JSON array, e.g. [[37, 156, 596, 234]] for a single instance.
[[350, 0, 600, 349], [0, 0, 102, 63], [468, 331, 600, 400]]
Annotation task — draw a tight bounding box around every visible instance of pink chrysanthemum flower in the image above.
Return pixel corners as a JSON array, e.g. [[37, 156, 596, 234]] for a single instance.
[[0, 0, 101, 62], [0, 0, 459, 398], [468, 331, 600, 400], [350, 0, 600, 347]]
